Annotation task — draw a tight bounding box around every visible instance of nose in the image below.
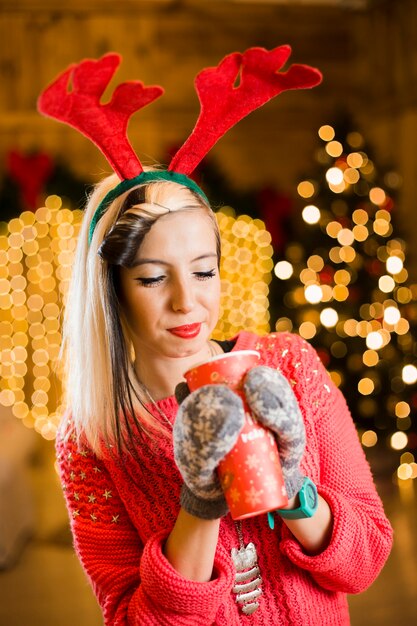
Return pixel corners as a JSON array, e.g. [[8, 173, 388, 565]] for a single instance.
[[171, 276, 195, 313]]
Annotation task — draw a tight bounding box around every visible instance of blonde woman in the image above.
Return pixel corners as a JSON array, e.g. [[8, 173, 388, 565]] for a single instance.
[[56, 172, 393, 625]]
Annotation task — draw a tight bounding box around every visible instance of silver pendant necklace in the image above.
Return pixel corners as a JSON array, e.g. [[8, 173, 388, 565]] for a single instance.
[[231, 521, 262, 615], [141, 385, 173, 427]]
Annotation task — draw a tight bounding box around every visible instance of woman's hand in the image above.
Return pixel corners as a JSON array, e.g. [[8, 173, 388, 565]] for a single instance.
[[173, 384, 245, 519], [243, 366, 333, 554], [243, 366, 306, 498]]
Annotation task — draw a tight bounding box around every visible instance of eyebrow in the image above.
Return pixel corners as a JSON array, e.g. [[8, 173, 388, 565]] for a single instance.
[[130, 253, 218, 268]]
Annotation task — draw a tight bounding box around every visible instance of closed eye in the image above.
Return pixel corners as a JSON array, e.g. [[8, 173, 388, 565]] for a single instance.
[[135, 276, 164, 287], [194, 269, 217, 280]]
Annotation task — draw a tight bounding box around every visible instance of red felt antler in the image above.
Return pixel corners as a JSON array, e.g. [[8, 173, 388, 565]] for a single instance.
[[37, 53, 164, 180], [168, 46, 322, 175]]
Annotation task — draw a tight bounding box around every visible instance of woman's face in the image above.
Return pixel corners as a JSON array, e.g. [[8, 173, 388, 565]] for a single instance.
[[119, 209, 221, 361]]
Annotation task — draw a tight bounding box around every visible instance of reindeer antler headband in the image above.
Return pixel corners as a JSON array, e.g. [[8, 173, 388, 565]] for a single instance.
[[37, 47, 322, 245]]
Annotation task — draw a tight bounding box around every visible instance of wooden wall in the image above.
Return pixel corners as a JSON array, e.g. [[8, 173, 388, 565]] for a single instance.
[[1, 0, 417, 271]]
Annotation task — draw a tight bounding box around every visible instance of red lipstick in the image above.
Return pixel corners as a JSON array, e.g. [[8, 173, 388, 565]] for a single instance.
[[168, 323, 201, 339]]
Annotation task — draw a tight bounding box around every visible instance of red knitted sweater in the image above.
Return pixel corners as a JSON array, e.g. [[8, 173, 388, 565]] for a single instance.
[[56, 331, 393, 625]]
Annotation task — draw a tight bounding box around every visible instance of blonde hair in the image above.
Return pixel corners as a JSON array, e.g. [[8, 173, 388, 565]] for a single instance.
[[60, 170, 219, 457]]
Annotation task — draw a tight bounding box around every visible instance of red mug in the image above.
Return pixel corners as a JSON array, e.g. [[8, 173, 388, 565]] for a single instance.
[[184, 350, 288, 520]]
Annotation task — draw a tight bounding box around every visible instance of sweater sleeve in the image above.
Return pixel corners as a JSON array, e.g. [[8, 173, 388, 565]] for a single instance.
[[56, 427, 235, 625], [275, 334, 393, 594]]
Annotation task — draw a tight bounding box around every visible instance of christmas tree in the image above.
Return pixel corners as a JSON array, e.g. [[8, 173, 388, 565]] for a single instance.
[[272, 120, 417, 481]]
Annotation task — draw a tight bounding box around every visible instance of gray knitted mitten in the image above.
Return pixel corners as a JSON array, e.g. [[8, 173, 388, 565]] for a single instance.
[[173, 384, 245, 519], [243, 366, 306, 498]]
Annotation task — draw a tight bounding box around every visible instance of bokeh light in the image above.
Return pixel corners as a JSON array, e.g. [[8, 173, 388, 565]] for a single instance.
[[402, 364, 417, 385], [318, 125, 335, 141], [214, 212, 271, 339], [274, 260, 293, 280], [302, 205, 321, 224], [362, 430, 378, 447], [391, 431, 408, 451], [0, 197, 82, 438]]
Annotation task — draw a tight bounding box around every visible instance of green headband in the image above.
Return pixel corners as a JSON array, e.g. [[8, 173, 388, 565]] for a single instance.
[[88, 170, 209, 245]]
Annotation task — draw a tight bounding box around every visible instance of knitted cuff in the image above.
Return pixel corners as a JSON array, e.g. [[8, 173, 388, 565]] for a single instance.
[[180, 484, 229, 520], [285, 471, 305, 500]]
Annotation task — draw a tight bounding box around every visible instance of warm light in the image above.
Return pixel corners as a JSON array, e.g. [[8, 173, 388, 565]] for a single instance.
[[326, 141, 343, 157], [346, 132, 364, 148], [344, 319, 358, 336], [397, 463, 413, 480], [297, 181, 315, 198], [320, 307, 338, 327], [390, 430, 408, 450], [343, 168, 360, 184], [337, 228, 355, 246], [396, 287, 412, 304], [286, 243, 304, 263], [333, 285, 349, 301], [318, 125, 335, 141], [369, 187, 386, 205], [391, 431, 408, 451], [352, 208, 368, 225], [0, 200, 84, 438], [366, 331, 384, 350], [361, 430, 378, 447], [275, 317, 293, 332], [383, 306, 401, 325], [401, 452, 414, 464], [386, 256, 403, 274], [329, 370, 342, 387], [368, 302, 382, 319], [361, 159, 373, 174], [402, 364, 417, 384], [393, 269, 408, 284], [339, 246, 356, 263], [395, 402, 410, 418], [329, 247, 342, 264], [347, 152, 364, 168], [46, 194, 63, 210], [299, 269, 316, 285], [274, 261, 293, 280], [299, 321, 317, 339], [328, 181, 346, 194], [363, 350, 379, 366], [326, 221, 342, 238], [373, 219, 391, 237], [215, 213, 271, 338], [321, 285, 333, 302], [304, 284, 323, 304], [326, 167, 344, 186], [353, 225, 368, 242], [302, 205, 321, 224], [307, 255, 324, 272], [358, 378, 375, 395], [395, 318, 410, 335], [378, 275, 395, 293], [376, 209, 391, 223]]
